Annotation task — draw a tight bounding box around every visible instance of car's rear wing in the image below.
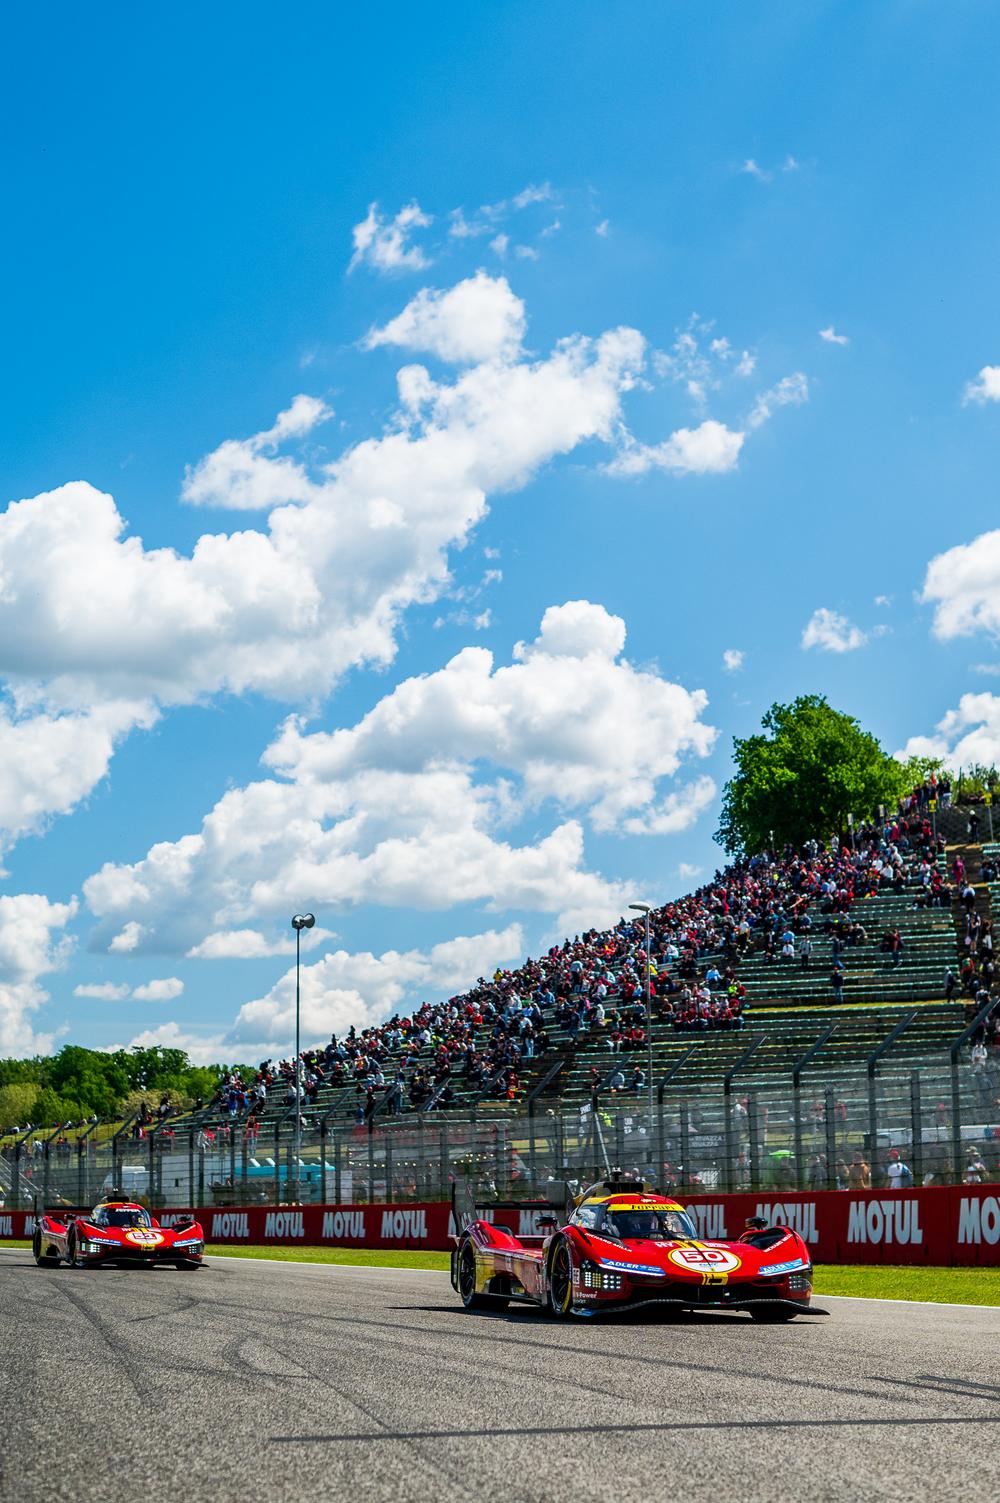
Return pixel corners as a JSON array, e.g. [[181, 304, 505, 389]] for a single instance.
[[36, 1202, 91, 1219], [451, 1179, 576, 1238]]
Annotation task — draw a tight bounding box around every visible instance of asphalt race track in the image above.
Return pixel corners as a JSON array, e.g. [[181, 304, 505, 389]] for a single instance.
[[3, 1249, 999, 1503]]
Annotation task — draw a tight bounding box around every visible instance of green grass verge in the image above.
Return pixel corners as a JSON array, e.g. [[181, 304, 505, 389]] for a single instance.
[[3, 1240, 997, 1303], [205, 1245, 451, 1269], [812, 1264, 1000, 1305]]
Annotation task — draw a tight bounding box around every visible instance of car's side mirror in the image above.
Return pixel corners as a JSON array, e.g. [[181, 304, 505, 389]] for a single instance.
[[536, 1214, 558, 1231], [745, 1215, 769, 1230]]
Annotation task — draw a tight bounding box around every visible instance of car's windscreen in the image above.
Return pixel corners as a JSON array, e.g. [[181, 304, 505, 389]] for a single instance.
[[607, 1208, 698, 1240], [95, 1207, 151, 1228]]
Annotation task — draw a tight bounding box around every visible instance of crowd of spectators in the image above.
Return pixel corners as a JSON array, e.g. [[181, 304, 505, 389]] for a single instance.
[[188, 792, 974, 1128]]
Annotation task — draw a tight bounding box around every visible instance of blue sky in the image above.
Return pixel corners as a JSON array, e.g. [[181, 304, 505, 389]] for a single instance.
[[3, 1, 1000, 1063]]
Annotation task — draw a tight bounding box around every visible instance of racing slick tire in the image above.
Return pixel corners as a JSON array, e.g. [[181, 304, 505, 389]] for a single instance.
[[546, 1236, 574, 1320], [457, 1237, 508, 1312], [748, 1305, 800, 1322], [32, 1228, 59, 1268], [67, 1228, 91, 1270]]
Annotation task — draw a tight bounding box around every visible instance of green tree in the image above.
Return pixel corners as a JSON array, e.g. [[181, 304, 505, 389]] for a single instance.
[[716, 695, 910, 857], [0, 1083, 39, 1131]]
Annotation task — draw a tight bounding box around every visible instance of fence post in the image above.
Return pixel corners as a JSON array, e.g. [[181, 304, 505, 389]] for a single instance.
[[748, 1092, 763, 1190], [679, 1100, 690, 1189], [385, 1127, 394, 1203], [655, 1045, 696, 1188], [910, 1071, 923, 1186], [824, 1086, 837, 1190], [723, 1036, 766, 1193], [867, 1011, 917, 1162], [334, 1131, 342, 1204], [792, 1026, 838, 1190], [320, 1118, 328, 1205], [198, 1135, 206, 1208], [950, 996, 995, 1183], [273, 1121, 281, 1204], [188, 1129, 195, 1208], [439, 1125, 450, 1203]]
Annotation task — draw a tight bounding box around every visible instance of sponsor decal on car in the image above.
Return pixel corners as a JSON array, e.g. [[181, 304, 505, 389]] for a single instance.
[[598, 1259, 667, 1276], [758, 1256, 810, 1277], [124, 1228, 164, 1246]]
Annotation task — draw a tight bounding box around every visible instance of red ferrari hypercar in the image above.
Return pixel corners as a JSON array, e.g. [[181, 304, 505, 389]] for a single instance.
[[33, 1198, 205, 1270], [452, 1178, 825, 1321]]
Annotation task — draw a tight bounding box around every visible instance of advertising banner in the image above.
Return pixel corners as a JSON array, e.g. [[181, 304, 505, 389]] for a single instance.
[[682, 1184, 1000, 1266], [0, 1202, 452, 1250], [3, 1188, 1000, 1261]]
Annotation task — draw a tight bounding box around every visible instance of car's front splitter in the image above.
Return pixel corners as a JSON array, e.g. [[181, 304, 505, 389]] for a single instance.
[[571, 1296, 827, 1318]]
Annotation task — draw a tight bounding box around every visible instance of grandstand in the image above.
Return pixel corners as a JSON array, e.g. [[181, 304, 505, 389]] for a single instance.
[[4, 787, 999, 1209]]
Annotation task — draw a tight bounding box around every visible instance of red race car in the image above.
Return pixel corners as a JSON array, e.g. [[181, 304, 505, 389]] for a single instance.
[[33, 1198, 205, 1270], [452, 1178, 825, 1321]]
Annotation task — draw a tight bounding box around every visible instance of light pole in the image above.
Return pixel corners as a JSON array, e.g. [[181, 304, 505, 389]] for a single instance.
[[290, 913, 315, 1201], [628, 902, 655, 1180]]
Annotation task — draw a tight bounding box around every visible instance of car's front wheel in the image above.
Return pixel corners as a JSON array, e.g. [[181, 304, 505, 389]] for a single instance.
[[547, 1237, 574, 1319], [68, 1229, 91, 1270]]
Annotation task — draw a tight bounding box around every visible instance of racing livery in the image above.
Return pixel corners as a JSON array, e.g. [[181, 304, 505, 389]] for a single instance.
[[452, 1179, 825, 1320], [32, 1198, 205, 1270]]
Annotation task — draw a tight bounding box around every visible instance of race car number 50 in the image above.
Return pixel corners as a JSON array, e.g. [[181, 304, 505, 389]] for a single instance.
[[667, 1246, 742, 1273]]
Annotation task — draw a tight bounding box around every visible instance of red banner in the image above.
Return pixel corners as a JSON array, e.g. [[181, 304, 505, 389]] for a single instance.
[[4, 1188, 1000, 1262], [681, 1184, 1000, 1266], [0, 1202, 452, 1250]]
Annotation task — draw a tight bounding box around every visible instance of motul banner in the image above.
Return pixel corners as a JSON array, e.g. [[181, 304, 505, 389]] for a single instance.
[[0, 1203, 451, 1250], [682, 1185, 1000, 1266], [5, 1189, 1000, 1261]]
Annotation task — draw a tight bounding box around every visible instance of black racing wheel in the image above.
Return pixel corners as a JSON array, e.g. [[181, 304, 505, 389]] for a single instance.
[[32, 1228, 57, 1268], [457, 1237, 506, 1311], [547, 1237, 574, 1319], [68, 1227, 90, 1270]]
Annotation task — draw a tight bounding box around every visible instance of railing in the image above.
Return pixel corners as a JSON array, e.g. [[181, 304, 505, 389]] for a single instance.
[[4, 1037, 997, 1211]]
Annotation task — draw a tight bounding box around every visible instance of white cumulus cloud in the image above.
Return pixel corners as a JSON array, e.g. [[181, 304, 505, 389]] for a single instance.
[[609, 420, 745, 477], [922, 529, 1000, 641], [820, 326, 849, 346], [364, 272, 526, 364], [131, 977, 184, 1002], [81, 603, 715, 956], [349, 201, 433, 273], [963, 366, 1000, 405], [74, 982, 130, 1001], [801, 608, 867, 653], [0, 894, 77, 1054], [722, 649, 745, 673], [747, 372, 809, 429]]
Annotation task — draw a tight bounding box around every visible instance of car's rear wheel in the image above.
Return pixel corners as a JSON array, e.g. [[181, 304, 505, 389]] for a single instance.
[[457, 1238, 506, 1311], [32, 1229, 58, 1268], [749, 1304, 800, 1322], [547, 1237, 574, 1319]]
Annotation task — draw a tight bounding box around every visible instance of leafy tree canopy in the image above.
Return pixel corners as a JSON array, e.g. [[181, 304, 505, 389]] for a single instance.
[[715, 694, 912, 858], [0, 1045, 252, 1130]]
